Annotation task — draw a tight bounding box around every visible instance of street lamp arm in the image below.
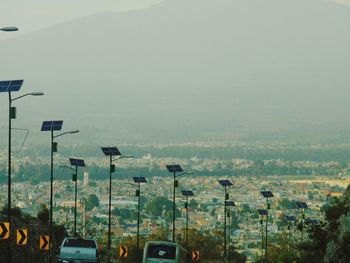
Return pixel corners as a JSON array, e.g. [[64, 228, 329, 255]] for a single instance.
[[53, 130, 79, 139], [0, 26, 18, 32], [58, 165, 75, 172], [176, 171, 194, 178], [112, 155, 133, 162], [11, 92, 44, 102]]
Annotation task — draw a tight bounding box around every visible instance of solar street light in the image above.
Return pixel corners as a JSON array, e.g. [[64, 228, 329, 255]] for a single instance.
[[41, 120, 78, 263], [166, 164, 192, 242], [0, 26, 18, 32], [295, 201, 308, 262], [218, 179, 233, 262], [285, 215, 296, 261], [0, 79, 43, 263], [101, 147, 133, 263], [132, 177, 147, 261], [257, 208, 268, 258], [182, 189, 194, 259], [260, 191, 274, 262], [69, 158, 86, 237]]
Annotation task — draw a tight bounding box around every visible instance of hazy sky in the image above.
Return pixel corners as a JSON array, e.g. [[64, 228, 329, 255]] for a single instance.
[[1, 0, 349, 38], [1, 0, 162, 40], [1, 0, 350, 144]]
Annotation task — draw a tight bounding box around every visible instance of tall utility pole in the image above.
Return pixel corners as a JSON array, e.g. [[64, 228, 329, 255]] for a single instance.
[[0, 79, 43, 262], [101, 147, 133, 263], [41, 120, 78, 263]]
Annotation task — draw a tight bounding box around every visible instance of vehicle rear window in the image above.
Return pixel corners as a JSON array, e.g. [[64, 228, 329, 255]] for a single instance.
[[147, 244, 176, 259], [63, 239, 96, 248]]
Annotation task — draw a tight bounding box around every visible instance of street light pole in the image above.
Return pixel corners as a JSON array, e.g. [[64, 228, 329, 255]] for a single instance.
[[166, 165, 192, 243], [7, 92, 12, 263], [225, 201, 235, 263], [218, 180, 233, 263], [260, 191, 274, 263], [181, 190, 194, 263], [101, 147, 133, 263], [265, 198, 268, 262], [186, 196, 189, 253], [41, 120, 78, 263], [108, 155, 112, 263], [73, 166, 78, 237], [50, 130, 54, 261], [2, 80, 43, 263], [173, 171, 176, 242], [224, 186, 227, 261], [132, 177, 147, 262], [137, 181, 141, 256]]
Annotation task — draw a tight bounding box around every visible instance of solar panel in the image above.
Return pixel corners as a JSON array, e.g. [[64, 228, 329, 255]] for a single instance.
[[166, 164, 184, 173], [260, 191, 274, 198], [225, 201, 236, 207], [101, 147, 121, 156], [218, 180, 233, 187], [296, 201, 308, 209], [182, 190, 194, 197], [41, 120, 63, 131], [69, 158, 85, 167], [0, 80, 23, 92], [305, 218, 317, 224], [133, 177, 147, 183], [257, 209, 268, 215], [285, 215, 296, 221]]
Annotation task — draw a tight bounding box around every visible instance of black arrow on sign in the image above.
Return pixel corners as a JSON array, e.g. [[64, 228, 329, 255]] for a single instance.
[[41, 236, 49, 250], [193, 251, 199, 260], [121, 246, 127, 257], [0, 223, 9, 239], [18, 230, 26, 244]]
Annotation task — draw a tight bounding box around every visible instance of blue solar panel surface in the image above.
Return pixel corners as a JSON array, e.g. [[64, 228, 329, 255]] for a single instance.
[[306, 218, 317, 224], [101, 147, 121, 156], [41, 120, 63, 131], [0, 80, 23, 92], [296, 201, 308, 209], [181, 190, 194, 196], [219, 180, 233, 186], [261, 191, 274, 198], [225, 201, 236, 207], [69, 158, 85, 167], [166, 164, 183, 173], [257, 209, 268, 215], [285, 215, 296, 221], [133, 177, 147, 183]]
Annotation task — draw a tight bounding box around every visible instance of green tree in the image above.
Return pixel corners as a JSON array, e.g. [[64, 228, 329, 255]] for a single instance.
[[85, 194, 100, 211], [37, 204, 49, 222]]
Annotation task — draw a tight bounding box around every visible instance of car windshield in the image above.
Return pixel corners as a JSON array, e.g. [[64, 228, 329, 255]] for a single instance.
[[63, 239, 96, 248], [147, 244, 176, 259]]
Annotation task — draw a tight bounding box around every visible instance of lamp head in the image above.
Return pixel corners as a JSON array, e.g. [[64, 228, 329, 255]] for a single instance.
[[1, 26, 18, 32]]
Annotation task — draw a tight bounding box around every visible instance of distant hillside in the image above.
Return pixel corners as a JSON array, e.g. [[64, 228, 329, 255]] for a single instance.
[[0, 0, 349, 144]]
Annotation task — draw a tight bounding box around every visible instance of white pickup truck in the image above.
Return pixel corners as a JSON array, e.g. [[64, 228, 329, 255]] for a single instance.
[[57, 237, 100, 263]]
